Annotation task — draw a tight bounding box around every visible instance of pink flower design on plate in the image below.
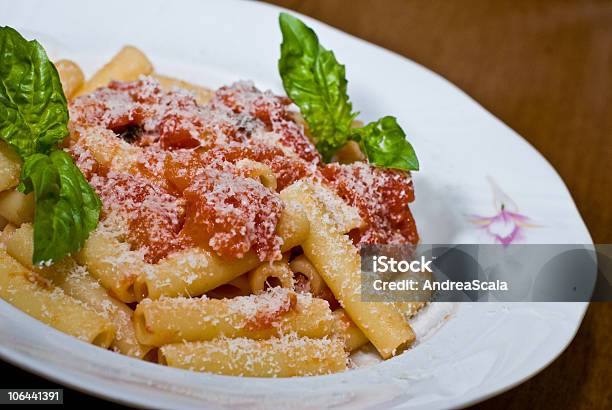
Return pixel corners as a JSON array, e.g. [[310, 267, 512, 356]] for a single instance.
[[470, 178, 537, 245]]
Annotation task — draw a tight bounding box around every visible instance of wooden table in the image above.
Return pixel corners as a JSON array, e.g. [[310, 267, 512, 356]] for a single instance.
[[267, 0, 612, 408]]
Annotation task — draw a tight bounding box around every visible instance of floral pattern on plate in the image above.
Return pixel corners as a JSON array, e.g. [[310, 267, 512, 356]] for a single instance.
[[470, 177, 538, 245]]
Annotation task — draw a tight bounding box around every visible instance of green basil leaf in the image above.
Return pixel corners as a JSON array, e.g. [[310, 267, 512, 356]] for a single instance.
[[353, 116, 419, 171], [1, 26, 101, 265], [0, 26, 68, 157], [277, 14, 419, 170], [278, 13, 356, 161], [20, 151, 101, 265]]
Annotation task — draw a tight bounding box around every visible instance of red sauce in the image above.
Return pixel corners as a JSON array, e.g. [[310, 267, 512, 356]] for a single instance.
[[322, 162, 419, 245], [196, 142, 319, 191], [244, 291, 297, 331], [180, 164, 283, 261], [212, 82, 321, 164], [88, 171, 185, 263], [68, 78, 418, 264]]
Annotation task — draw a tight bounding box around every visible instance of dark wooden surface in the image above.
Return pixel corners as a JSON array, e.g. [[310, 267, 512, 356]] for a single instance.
[[267, 0, 612, 408], [1, 1, 610, 408]]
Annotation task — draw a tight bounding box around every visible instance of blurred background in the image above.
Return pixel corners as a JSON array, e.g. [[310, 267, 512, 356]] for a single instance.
[[265, 0, 611, 408]]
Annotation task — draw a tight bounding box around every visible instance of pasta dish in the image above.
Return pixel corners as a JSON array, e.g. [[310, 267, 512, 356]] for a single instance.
[[0, 14, 423, 377]]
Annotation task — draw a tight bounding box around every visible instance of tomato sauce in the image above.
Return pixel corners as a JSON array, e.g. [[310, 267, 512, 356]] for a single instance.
[[322, 162, 419, 245], [68, 77, 418, 264]]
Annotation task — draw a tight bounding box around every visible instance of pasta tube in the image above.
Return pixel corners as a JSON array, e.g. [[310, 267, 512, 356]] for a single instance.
[[289, 254, 327, 296], [0, 223, 15, 246], [0, 250, 115, 347], [54, 59, 85, 99], [206, 274, 251, 299], [0, 141, 21, 191], [134, 203, 309, 300], [134, 288, 333, 346], [159, 335, 347, 377], [333, 140, 366, 164], [76, 230, 147, 303], [248, 259, 294, 294], [0, 190, 34, 225], [332, 309, 369, 352], [235, 159, 277, 190], [77, 46, 153, 96], [280, 181, 415, 359], [73, 126, 139, 171], [152, 73, 214, 105], [6, 224, 154, 358]]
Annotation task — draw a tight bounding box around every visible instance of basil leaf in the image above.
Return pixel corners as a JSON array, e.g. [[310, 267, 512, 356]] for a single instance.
[[0, 27, 69, 157], [353, 116, 419, 171], [277, 14, 419, 171], [0, 26, 101, 265], [20, 151, 101, 264], [278, 13, 356, 161]]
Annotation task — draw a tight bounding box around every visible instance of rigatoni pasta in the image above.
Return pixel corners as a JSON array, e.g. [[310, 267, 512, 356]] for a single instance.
[[151, 73, 214, 106], [159, 335, 348, 376], [248, 259, 294, 294], [289, 254, 327, 296], [0, 223, 15, 245], [0, 190, 34, 225], [134, 288, 333, 346], [5, 224, 154, 358], [133, 204, 309, 301], [206, 274, 251, 299], [54, 59, 85, 99], [0, 249, 115, 347], [76, 46, 153, 96], [235, 159, 278, 191], [0, 141, 21, 191], [0, 40, 422, 378], [75, 230, 147, 303], [281, 181, 416, 359], [332, 309, 369, 352]]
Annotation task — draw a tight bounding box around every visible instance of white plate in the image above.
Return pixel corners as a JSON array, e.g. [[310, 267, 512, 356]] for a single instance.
[[0, 0, 592, 408]]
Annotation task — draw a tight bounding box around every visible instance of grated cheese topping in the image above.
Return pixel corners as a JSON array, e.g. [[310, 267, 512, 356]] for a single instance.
[[322, 162, 418, 245], [68, 76, 418, 263]]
